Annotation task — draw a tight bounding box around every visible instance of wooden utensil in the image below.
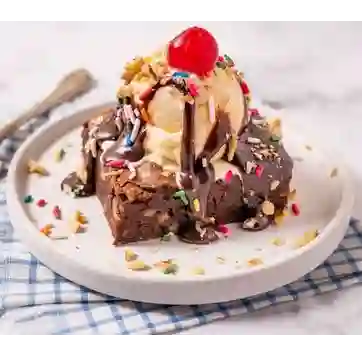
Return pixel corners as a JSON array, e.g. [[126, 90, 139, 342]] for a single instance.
[[0, 68, 96, 143]]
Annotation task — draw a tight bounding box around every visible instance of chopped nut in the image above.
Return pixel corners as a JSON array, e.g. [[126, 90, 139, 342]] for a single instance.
[[261, 200, 275, 216], [161, 232, 173, 242], [247, 137, 261, 144], [69, 220, 82, 234], [227, 132, 238, 161], [192, 267, 205, 275], [288, 188, 297, 201], [247, 258, 263, 267], [270, 180, 280, 191], [305, 145, 313, 151], [216, 256, 226, 264], [295, 229, 318, 248], [245, 161, 256, 174], [27, 160, 48, 176], [40, 223, 54, 236], [54, 148, 65, 162], [121, 57, 144, 83], [274, 214, 284, 226], [154, 259, 173, 269], [126, 260, 151, 271], [74, 210, 87, 224], [117, 85, 132, 98], [163, 263, 179, 275], [243, 218, 257, 229], [271, 237, 285, 246], [124, 248, 138, 262], [330, 168, 338, 178], [268, 118, 282, 137], [157, 212, 170, 224]]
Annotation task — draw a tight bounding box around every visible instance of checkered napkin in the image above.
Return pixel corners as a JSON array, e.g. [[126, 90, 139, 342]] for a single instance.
[[1, 120, 362, 335]]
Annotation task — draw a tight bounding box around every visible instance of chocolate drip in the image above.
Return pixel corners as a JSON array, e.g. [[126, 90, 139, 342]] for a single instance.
[[179, 102, 224, 243], [195, 111, 231, 169], [181, 102, 195, 176]]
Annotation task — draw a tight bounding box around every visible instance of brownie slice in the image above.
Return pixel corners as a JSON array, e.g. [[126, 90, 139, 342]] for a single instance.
[[61, 108, 293, 245]]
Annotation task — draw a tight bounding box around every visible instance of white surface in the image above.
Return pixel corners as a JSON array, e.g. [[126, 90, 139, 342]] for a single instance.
[[1, 22, 362, 333], [6, 102, 354, 305]]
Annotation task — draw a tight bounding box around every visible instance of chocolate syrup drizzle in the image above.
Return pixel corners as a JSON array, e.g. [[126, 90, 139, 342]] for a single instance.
[[62, 67, 293, 244]]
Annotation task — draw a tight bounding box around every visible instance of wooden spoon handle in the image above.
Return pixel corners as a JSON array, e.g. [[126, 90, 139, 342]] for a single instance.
[[0, 68, 96, 143]]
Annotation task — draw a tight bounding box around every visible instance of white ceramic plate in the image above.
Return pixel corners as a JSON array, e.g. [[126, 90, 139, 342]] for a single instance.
[[6, 102, 354, 305]]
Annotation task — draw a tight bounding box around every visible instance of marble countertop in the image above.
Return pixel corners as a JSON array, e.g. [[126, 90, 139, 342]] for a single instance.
[[1, 22, 362, 334]]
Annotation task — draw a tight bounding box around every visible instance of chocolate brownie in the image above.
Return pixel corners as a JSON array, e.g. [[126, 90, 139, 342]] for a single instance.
[[61, 26, 293, 245]]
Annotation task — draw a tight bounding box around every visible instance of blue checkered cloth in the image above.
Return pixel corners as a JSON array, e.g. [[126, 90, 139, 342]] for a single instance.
[[1, 120, 362, 334]]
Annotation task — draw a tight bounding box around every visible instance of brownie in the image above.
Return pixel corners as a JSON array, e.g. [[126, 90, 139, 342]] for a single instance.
[[60, 43, 294, 245], [61, 102, 293, 245]]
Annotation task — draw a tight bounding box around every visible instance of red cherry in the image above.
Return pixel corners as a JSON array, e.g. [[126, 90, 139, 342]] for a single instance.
[[167, 26, 219, 77]]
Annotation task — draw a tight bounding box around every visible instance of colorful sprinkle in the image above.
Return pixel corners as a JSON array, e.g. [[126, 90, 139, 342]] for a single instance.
[[193, 198, 200, 212], [130, 118, 141, 143], [223, 54, 235, 67], [173, 190, 189, 206], [217, 55, 225, 62], [240, 81, 250, 95], [125, 134, 133, 147], [106, 159, 125, 168], [173, 71, 189, 78], [249, 108, 260, 117], [23, 195, 34, 204], [52, 206, 62, 220], [224, 170, 233, 184], [36, 199, 47, 207], [255, 165, 264, 178], [217, 224, 230, 236], [124, 104, 136, 123], [291, 203, 300, 216], [187, 80, 199, 97], [54, 148, 65, 162]]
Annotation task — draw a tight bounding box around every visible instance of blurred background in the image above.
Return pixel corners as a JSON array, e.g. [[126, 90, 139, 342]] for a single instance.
[[0, 21, 361, 215]]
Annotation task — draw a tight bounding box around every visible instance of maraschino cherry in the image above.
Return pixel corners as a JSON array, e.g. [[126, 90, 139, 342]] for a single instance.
[[167, 26, 219, 77]]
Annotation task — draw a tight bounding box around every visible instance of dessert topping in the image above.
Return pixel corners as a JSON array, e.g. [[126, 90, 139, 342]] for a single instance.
[[167, 26, 219, 77]]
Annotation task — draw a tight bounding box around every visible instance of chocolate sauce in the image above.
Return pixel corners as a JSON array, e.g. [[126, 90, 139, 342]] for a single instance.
[[61, 68, 294, 245]]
